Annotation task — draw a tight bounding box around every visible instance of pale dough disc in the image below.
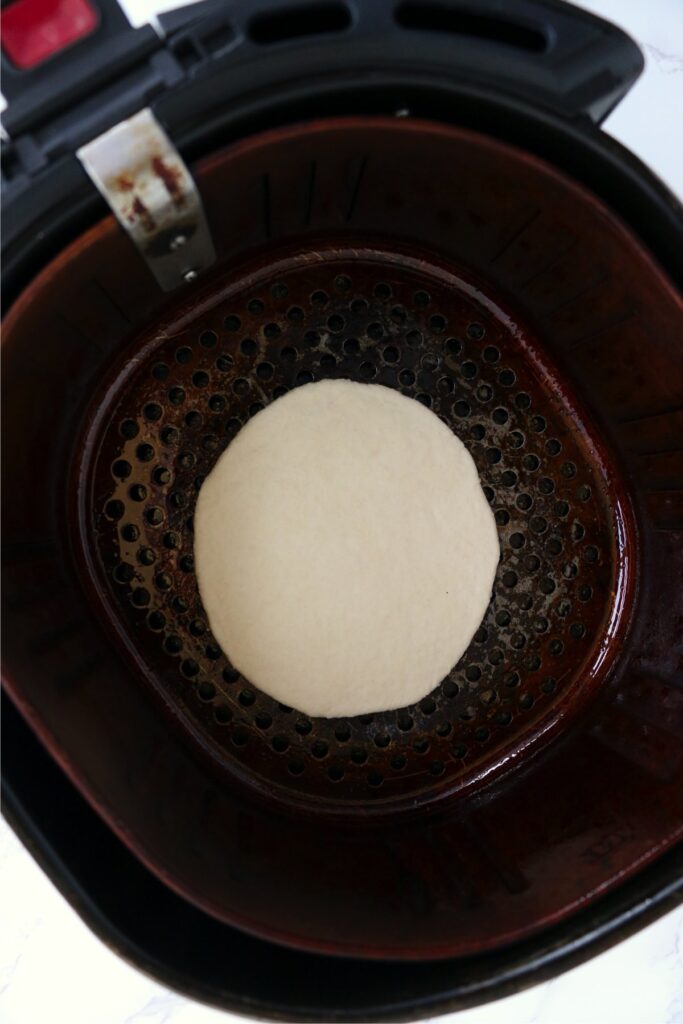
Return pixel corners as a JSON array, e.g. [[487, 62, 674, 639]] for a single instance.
[[194, 380, 499, 718]]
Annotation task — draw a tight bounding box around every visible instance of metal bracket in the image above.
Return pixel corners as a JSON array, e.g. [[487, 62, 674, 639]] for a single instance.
[[77, 109, 215, 291]]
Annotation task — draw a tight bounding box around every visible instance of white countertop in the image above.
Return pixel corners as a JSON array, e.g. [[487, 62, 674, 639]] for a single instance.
[[2, 1, 682, 1022]]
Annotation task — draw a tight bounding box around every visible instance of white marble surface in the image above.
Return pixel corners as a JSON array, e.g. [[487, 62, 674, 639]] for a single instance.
[[2, 1, 682, 1021]]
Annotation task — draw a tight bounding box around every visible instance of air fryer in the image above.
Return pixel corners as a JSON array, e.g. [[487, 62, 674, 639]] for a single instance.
[[2, 0, 682, 1009]]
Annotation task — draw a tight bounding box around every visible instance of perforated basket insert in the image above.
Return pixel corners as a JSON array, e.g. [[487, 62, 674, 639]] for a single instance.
[[81, 245, 629, 811]]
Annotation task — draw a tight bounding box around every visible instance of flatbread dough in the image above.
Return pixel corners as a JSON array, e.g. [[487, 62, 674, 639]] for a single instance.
[[195, 380, 499, 718]]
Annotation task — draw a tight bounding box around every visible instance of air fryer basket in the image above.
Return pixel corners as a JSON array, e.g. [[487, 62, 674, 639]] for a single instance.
[[4, 108, 682, 958], [80, 223, 632, 815]]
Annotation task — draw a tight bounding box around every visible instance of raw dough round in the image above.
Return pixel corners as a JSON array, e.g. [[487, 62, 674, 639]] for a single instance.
[[195, 380, 499, 718]]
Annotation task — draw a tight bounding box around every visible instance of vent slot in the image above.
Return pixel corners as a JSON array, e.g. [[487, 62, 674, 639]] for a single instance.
[[395, 3, 548, 53]]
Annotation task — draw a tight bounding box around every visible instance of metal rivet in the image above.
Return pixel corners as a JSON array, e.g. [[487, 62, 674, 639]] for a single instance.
[[183, 268, 198, 283], [170, 234, 187, 252]]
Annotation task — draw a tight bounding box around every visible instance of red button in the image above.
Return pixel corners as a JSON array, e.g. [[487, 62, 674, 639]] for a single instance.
[[1, 0, 99, 70]]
